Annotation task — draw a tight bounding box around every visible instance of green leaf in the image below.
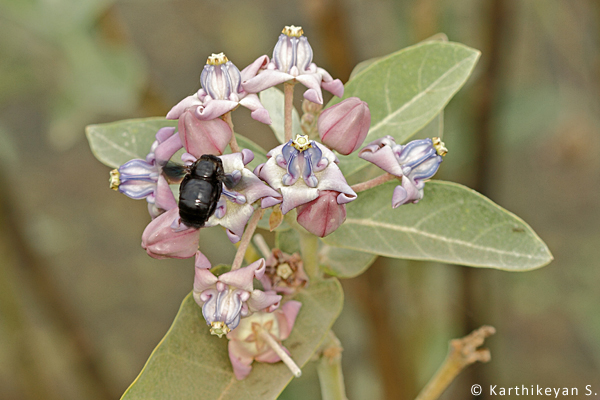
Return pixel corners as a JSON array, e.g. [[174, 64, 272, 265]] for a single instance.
[[319, 245, 377, 278], [322, 181, 553, 271], [259, 87, 301, 143], [121, 279, 344, 400], [331, 41, 480, 176], [85, 117, 267, 170], [86, 117, 175, 168]]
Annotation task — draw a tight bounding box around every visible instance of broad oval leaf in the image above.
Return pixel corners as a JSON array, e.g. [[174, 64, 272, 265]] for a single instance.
[[85, 117, 267, 170], [331, 41, 480, 176], [322, 181, 552, 271], [319, 245, 377, 278], [259, 87, 301, 144], [86, 117, 175, 168], [122, 278, 344, 400]]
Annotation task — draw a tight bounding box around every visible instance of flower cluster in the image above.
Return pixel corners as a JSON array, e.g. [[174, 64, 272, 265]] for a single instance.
[[106, 25, 447, 381]]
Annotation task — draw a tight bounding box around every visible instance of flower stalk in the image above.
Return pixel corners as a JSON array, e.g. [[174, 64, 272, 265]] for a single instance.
[[284, 82, 295, 142], [231, 208, 265, 271], [299, 230, 319, 279], [222, 112, 240, 153], [350, 173, 397, 193]]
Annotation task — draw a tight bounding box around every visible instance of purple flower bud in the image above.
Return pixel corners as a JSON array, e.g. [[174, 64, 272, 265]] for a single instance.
[[296, 190, 347, 237], [318, 97, 371, 155], [178, 110, 232, 157], [141, 208, 200, 259]]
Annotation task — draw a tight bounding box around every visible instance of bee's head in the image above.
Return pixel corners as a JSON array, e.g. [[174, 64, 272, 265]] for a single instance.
[[193, 155, 224, 178]]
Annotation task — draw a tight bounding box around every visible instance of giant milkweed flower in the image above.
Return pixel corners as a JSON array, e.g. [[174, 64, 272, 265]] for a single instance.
[[167, 53, 272, 124], [109, 127, 180, 218], [242, 26, 344, 105], [193, 256, 282, 337], [255, 135, 356, 236], [359, 136, 447, 207]]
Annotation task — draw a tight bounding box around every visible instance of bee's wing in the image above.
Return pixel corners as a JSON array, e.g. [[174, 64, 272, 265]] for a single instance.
[[161, 161, 188, 184]]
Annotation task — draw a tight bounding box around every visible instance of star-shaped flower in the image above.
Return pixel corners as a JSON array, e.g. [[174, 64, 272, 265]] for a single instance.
[[254, 136, 355, 237], [359, 136, 446, 207], [167, 53, 271, 124], [193, 256, 282, 337], [242, 26, 344, 105]]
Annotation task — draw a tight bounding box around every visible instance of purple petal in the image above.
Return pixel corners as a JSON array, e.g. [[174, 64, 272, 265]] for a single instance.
[[154, 129, 183, 164], [118, 159, 156, 180], [228, 341, 255, 380], [321, 78, 344, 98], [195, 251, 212, 270], [240, 55, 269, 82], [155, 126, 177, 143], [247, 290, 282, 313], [194, 99, 238, 121], [359, 137, 405, 177], [154, 175, 177, 211], [280, 186, 319, 214], [193, 268, 219, 293], [219, 259, 265, 292], [242, 70, 293, 94], [166, 94, 203, 120], [295, 73, 324, 104], [241, 149, 254, 165], [118, 180, 156, 199], [278, 301, 302, 340], [239, 94, 272, 125]]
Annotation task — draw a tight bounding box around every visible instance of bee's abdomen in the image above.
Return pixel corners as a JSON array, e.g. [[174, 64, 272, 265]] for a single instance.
[[179, 177, 222, 228]]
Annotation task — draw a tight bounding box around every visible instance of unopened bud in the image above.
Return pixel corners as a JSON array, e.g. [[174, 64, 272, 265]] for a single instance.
[[318, 97, 371, 155]]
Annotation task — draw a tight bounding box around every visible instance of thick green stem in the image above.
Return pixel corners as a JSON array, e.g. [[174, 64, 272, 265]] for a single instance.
[[299, 231, 319, 279], [284, 82, 295, 142], [317, 331, 348, 400]]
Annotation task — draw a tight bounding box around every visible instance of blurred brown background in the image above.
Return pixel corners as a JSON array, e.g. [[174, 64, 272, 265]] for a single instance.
[[1, 0, 599, 399]]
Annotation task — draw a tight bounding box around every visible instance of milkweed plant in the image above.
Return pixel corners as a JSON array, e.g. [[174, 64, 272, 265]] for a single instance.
[[86, 26, 552, 400]]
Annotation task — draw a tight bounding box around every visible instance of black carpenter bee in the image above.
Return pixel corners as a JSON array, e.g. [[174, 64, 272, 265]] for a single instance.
[[163, 155, 237, 229]]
